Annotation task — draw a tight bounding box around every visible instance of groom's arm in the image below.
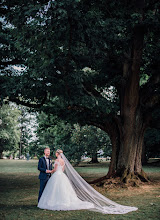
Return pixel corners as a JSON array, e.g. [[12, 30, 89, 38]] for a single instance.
[[38, 158, 46, 173]]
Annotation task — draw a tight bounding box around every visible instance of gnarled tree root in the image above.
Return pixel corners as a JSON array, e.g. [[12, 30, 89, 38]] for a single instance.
[[121, 169, 150, 186], [89, 169, 150, 188]]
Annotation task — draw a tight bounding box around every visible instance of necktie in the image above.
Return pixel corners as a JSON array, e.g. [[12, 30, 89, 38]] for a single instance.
[[46, 158, 49, 170]]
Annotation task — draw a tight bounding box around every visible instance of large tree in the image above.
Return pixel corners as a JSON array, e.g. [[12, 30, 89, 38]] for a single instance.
[[1, 0, 160, 185]]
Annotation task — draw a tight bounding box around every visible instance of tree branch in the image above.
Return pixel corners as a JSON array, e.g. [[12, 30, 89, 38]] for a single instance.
[[86, 121, 107, 132], [82, 84, 102, 98], [0, 59, 24, 67], [67, 104, 117, 135], [9, 93, 47, 108]]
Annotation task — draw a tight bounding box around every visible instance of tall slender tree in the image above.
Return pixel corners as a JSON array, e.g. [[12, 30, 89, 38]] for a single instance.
[[0, 103, 20, 158]]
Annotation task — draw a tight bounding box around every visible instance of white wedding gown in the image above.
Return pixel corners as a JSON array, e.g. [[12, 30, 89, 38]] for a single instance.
[[38, 157, 138, 214], [37, 161, 94, 211]]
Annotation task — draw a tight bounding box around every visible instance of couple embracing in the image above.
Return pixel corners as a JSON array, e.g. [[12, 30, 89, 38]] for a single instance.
[[37, 147, 138, 214]]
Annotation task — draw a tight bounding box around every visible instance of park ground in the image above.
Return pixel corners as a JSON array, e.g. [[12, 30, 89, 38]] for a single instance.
[[0, 159, 160, 220]]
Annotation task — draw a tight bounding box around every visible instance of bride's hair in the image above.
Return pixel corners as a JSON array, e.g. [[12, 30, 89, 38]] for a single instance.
[[56, 149, 63, 154]]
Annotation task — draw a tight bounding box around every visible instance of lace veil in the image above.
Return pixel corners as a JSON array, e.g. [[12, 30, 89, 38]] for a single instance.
[[60, 153, 138, 214]]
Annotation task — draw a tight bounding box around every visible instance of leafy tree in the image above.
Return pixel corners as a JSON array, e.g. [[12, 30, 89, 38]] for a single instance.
[[71, 124, 111, 163], [25, 111, 55, 158], [36, 113, 76, 160], [0, 103, 20, 158], [18, 106, 38, 158], [29, 142, 48, 159], [1, 0, 160, 185], [143, 107, 160, 163], [144, 128, 160, 159], [36, 112, 111, 163]]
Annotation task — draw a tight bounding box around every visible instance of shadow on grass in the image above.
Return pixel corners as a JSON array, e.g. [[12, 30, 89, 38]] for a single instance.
[[0, 204, 37, 210], [0, 160, 160, 220]]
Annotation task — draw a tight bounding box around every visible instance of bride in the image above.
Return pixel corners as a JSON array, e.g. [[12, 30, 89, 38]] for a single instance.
[[37, 149, 138, 214]]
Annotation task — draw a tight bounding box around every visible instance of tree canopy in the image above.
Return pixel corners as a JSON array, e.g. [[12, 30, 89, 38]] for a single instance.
[[35, 113, 111, 161], [0, 0, 160, 185], [1, 0, 159, 115]]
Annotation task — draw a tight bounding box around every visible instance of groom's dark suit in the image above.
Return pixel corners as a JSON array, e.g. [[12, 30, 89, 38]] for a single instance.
[[38, 156, 52, 202]]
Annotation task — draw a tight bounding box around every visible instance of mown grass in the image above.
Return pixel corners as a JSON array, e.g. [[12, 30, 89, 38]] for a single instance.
[[0, 159, 160, 220]]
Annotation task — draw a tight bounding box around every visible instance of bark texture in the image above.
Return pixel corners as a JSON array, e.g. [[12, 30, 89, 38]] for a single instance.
[[91, 1, 150, 186]]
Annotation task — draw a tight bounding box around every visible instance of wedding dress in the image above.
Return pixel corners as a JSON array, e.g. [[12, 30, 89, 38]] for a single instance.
[[37, 160, 94, 211], [37, 153, 138, 214]]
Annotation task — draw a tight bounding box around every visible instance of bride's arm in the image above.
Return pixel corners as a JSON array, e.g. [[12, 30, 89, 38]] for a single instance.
[[51, 163, 58, 173]]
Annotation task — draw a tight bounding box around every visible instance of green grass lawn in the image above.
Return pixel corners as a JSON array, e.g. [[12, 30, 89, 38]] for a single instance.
[[0, 159, 160, 220]]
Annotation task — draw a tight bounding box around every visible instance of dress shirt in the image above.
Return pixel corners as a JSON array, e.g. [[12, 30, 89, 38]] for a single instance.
[[44, 156, 50, 170]]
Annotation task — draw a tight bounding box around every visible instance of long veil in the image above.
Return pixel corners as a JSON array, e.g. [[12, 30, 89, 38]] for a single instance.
[[60, 153, 138, 214]]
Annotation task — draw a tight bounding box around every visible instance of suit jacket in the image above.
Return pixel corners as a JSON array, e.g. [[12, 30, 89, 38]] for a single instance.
[[38, 157, 52, 180]]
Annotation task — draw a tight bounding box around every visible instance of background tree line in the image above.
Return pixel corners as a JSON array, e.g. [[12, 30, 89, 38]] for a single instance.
[[1, 104, 159, 167]]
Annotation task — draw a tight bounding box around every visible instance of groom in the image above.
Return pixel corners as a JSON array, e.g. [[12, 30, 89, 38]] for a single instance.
[[38, 147, 52, 202]]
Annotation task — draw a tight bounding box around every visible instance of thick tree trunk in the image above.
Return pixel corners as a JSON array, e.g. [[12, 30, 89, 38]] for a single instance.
[[0, 150, 3, 159], [91, 117, 149, 186], [114, 22, 149, 184], [116, 112, 148, 185], [89, 121, 120, 184], [89, 0, 151, 187], [106, 121, 120, 178], [91, 152, 99, 163], [107, 135, 117, 177], [92, 1, 149, 186], [113, 2, 149, 185]]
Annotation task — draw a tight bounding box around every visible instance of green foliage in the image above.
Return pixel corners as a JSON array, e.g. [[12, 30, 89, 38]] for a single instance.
[[0, 103, 20, 156], [0, 0, 160, 164], [144, 106, 160, 158], [29, 143, 49, 159], [35, 112, 111, 162], [36, 113, 78, 160], [18, 106, 38, 156], [0, 0, 159, 124], [144, 128, 160, 158], [0, 1, 158, 110], [71, 124, 111, 159]]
